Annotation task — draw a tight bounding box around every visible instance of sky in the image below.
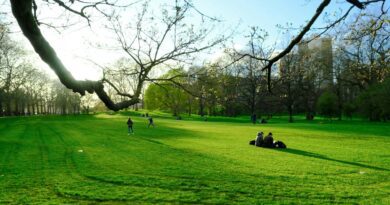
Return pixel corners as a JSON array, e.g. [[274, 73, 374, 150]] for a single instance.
[[194, 0, 351, 41], [2, 0, 381, 81]]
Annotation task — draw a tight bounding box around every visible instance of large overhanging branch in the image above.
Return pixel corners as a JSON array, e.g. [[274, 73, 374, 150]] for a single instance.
[[101, 78, 134, 99], [10, 0, 140, 111], [260, 0, 332, 92]]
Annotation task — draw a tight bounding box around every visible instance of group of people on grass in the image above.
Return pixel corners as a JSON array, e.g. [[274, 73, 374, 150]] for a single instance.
[[126, 114, 154, 134], [250, 113, 269, 124], [126, 114, 286, 149], [249, 132, 286, 149]]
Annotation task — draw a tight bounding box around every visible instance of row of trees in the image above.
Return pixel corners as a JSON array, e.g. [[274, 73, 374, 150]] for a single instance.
[[0, 23, 83, 116], [2, 0, 388, 121], [143, 12, 389, 121], [8, 0, 386, 113]]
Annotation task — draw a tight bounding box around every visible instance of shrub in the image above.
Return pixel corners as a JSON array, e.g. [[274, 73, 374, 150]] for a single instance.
[[317, 91, 339, 119]]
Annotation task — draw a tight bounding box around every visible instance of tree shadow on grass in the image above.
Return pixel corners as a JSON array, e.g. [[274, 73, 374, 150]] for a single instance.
[[275, 148, 389, 171]]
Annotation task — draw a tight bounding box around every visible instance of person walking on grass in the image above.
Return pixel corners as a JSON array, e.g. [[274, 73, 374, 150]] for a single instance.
[[148, 116, 155, 128], [127, 117, 134, 134], [251, 113, 257, 124]]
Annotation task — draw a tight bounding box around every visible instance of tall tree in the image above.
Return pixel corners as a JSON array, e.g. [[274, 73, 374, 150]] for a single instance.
[[239, 27, 271, 115], [144, 68, 192, 116], [279, 52, 303, 122]]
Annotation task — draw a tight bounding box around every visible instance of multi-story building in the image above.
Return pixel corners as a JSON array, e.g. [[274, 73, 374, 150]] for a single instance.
[[298, 37, 333, 89]]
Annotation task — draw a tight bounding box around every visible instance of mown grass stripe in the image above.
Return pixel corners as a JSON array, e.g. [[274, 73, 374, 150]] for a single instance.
[[0, 114, 388, 204]]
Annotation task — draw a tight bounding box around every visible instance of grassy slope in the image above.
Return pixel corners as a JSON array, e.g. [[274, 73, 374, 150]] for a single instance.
[[0, 114, 389, 204]]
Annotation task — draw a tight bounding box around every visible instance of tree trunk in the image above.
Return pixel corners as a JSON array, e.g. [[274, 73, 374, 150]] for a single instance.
[[6, 95, 11, 116], [288, 104, 293, 123], [0, 101, 3, 116], [14, 98, 19, 115], [187, 98, 192, 116], [62, 106, 66, 115], [21, 101, 26, 115], [199, 97, 205, 117], [336, 83, 342, 121], [27, 103, 31, 115], [250, 83, 256, 115]]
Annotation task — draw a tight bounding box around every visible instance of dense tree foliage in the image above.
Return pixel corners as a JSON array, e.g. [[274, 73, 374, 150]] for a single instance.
[[317, 91, 339, 119], [144, 69, 192, 116], [357, 78, 390, 121]]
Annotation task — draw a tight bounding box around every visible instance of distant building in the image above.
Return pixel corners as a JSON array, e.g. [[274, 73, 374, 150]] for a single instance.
[[298, 37, 333, 89]]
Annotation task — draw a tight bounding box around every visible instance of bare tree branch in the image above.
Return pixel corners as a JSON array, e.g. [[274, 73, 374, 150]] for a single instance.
[[102, 78, 134, 98], [239, 0, 385, 92], [11, 0, 140, 111]]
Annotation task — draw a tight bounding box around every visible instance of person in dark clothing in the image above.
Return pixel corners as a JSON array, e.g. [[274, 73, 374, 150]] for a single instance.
[[249, 131, 287, 148], [255, 132, 264, 147], [262, 132, 274, 148], [127, 117, 134, 134], [249, 140, 255, 145], [251, 114, 257, 124], [148, 116, 155, 128], [274, 141, 287, 149]]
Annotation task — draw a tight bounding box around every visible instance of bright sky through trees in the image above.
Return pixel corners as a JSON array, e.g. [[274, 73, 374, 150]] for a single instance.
[[2, 0, 385, 81]]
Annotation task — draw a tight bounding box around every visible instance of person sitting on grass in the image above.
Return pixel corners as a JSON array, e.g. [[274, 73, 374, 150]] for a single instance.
[[262, 132, 274, 148], [249, 132, 287, 149], [127, 117, 134, 135], [255, 132, 264, 147], [148, 116, 155, 128]]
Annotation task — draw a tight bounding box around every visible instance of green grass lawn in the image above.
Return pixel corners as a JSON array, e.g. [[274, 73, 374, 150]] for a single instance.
[[0, 113, 389, 204]]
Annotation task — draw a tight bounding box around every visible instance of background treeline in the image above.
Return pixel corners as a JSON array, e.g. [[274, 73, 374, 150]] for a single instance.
[[0, 24, 83, 116], [144, 14, 389, 122], [1, 12, 388, 121]]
